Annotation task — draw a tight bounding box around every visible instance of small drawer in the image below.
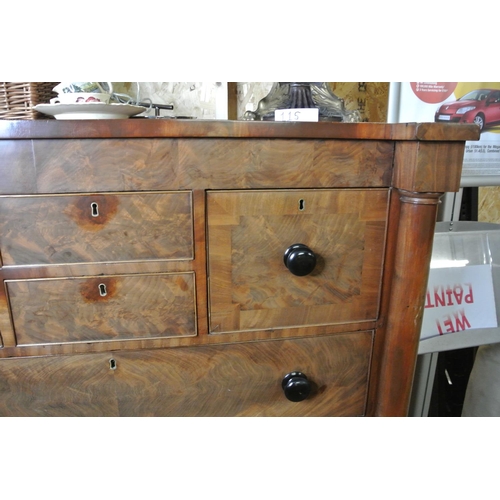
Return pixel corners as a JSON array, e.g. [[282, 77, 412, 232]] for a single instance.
[[207, 189, 389, 333], [6, 272, 196, 345], [0, 191, 193, 265]]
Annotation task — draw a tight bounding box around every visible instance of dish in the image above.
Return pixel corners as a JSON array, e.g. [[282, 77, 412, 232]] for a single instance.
[[34, 102, 147, 120]]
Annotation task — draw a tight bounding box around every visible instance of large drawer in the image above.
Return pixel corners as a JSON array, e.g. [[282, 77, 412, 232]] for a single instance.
[[6, 272, 197, 345], [0, 332, 372, 416], [0, 191, 193, 265], [207, 189, 389, 333]]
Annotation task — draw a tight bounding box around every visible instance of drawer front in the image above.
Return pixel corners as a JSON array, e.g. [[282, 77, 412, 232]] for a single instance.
[[207, 189, 388, 333], [0, 333, 372, 416], [0, 191, 193, 265], [2, 138, 393, 194], [6, 272, 196, 345]]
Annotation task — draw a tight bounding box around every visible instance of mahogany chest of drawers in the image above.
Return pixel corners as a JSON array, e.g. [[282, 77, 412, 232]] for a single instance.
[[0, 119, 479, 416]]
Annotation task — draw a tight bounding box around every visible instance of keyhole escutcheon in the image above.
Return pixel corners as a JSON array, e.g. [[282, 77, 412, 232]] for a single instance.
[[99, 283, 107, 296], [91, 202, 99, 217]]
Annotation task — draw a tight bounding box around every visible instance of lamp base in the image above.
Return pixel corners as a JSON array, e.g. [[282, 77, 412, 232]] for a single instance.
[[244, 82, 360, 122]]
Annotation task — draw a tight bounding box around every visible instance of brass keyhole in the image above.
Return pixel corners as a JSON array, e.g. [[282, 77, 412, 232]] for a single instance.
[[298, 199, 305, 211], [99, 283, 107, 296], [109, 358, 117, 370]]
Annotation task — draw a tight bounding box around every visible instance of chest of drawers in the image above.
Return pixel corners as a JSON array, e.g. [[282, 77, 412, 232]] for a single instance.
[[0, 119, 478, 416]]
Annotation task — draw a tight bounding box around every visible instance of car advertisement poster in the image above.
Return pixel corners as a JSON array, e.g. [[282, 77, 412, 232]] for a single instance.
[[389, 82, 500, 180]]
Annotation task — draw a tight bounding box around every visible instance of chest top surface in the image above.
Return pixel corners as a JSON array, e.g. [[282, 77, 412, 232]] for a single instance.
[[0, 118, 480, 141]]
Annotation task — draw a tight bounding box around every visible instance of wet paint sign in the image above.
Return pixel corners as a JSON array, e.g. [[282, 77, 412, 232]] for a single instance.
[[421, 265, 497, 339]]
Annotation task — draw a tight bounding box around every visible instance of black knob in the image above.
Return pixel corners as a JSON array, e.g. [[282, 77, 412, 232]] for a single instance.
[[283, 244, 317, 276], [282, 372, 312, 402]]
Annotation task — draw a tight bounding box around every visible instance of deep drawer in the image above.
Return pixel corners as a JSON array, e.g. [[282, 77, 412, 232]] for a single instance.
[[207, 189, 389, 333], [0, 191, 193, 265], [0, 332, 372, 416], [6, 272, 197, 345]]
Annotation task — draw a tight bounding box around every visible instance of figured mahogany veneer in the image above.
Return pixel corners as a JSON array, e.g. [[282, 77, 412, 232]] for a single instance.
[[0, 333, 371, 417], [7, 272, 197, 345], [0, 119, 479, 417], [207, 189, 388, 332], [0, 191, 193, 265]]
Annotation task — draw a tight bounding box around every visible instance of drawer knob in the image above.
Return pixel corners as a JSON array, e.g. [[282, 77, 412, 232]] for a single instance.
[[283, 244, 317, 276], [282, 372, 312, 402]]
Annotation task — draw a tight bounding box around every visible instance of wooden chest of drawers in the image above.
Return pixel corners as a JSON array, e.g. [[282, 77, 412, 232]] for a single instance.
[[0, 119, 479, 416]]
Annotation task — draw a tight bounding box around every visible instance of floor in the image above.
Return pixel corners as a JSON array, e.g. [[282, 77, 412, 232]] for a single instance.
[[428, 347, 476, 417]]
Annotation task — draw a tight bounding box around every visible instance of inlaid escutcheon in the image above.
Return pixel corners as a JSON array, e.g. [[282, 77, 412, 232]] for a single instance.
[[207, 189, 389, 333], [0, 191, 193, 265], [6, 272, 197, 345]]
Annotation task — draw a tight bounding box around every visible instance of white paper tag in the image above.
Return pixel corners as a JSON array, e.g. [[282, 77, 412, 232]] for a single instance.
[[274, 108, 319, 122], [421, 265, 498, 339]]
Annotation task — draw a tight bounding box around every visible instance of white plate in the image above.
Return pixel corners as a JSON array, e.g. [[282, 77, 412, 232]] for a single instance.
[[34, 102, 147, 120]]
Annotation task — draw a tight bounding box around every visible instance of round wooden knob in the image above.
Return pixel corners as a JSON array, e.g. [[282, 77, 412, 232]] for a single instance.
[[283, 244, 317, 276], [282, 372, 312, 402]]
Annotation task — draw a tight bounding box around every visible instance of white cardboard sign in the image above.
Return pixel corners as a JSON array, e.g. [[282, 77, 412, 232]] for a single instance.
[[421, 264, 498, 339], [274, 108, 319, 122]]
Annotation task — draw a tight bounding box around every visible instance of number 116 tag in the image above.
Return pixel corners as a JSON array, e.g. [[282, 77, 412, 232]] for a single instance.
[[274, 108, 319, 122]]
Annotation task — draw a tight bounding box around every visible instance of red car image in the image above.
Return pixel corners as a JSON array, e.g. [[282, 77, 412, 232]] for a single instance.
[[434, 88, 500, 131]]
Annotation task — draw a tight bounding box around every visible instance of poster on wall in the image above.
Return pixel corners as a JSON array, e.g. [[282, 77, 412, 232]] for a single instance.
[[389, 82, 500, 181]]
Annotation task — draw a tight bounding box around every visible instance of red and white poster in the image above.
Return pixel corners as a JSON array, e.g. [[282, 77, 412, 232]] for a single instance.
[[389, 82, 500, 179], [421, 265, 498, 340]]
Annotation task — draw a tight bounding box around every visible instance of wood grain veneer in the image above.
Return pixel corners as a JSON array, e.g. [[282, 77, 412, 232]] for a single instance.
[[0, 119, 480, 416], [0, 191, 193, 265], [0, 333, 372, 417], [7, 272, 197, 345], [207, 189, 388, 332]]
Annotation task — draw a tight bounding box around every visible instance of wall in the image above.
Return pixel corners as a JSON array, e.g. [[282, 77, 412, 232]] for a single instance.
[[113, 82, 389, 122], [479, 187, 500, 223], [113, 82, 227, 119]]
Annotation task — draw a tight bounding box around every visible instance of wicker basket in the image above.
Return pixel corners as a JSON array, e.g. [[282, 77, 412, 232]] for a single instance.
[[0, 82, 58, 119]]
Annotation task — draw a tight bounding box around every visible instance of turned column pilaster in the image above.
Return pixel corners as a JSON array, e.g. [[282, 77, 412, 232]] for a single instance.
[[369, 189, 442, 416]]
